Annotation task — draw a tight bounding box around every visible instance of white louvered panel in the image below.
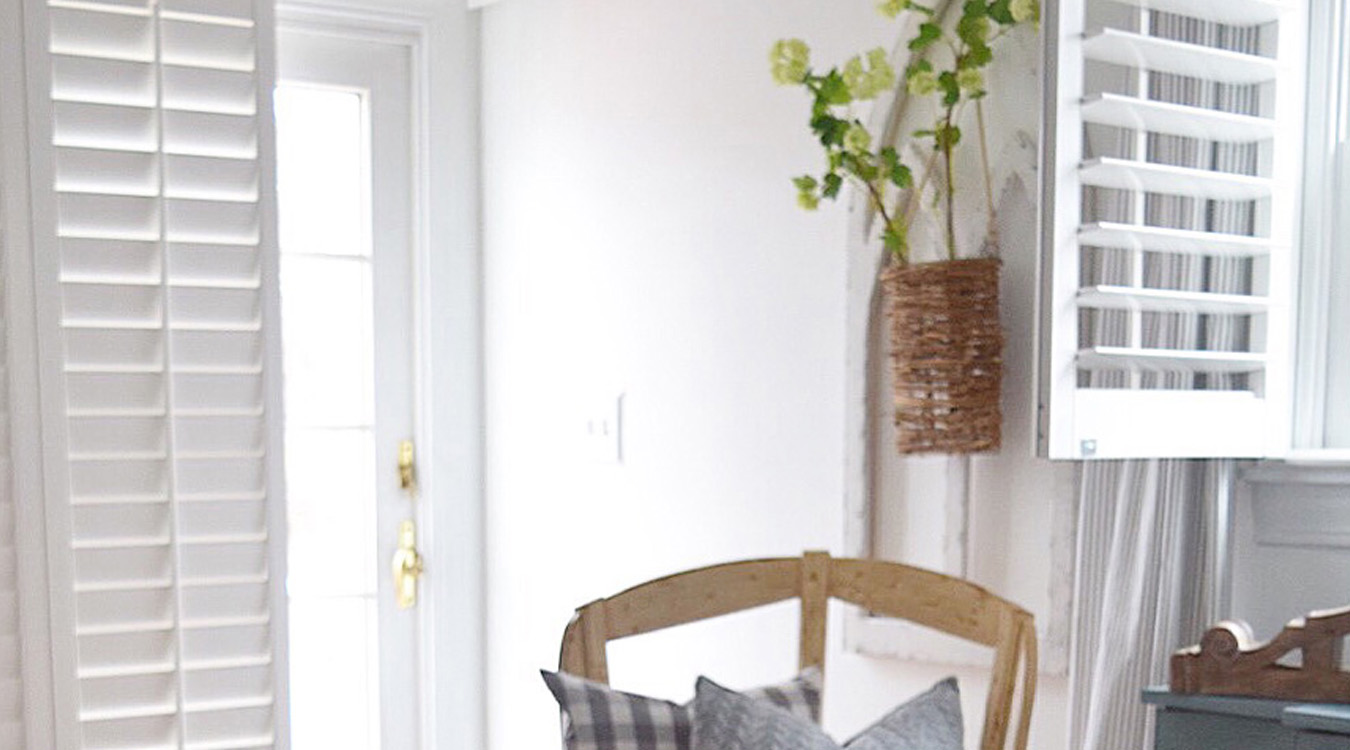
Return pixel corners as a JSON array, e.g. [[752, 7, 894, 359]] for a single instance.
[[1079, 157, 1272, 200], [1039, 0, 1305, 458], [1077, 346, 1268, 373], [1081, 93, 1276, 142], [1077, 222, 1274, 256], [32, 0, 282, 747], [1110, 0, 1286, 25], [1077, 286, 1270, 314], [1081, 27, 1279, 84]]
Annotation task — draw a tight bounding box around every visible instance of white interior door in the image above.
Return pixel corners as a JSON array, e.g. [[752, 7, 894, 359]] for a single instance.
[[274, 28, 421, 750]]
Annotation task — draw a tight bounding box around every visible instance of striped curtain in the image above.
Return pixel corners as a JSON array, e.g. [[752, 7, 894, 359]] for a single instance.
[[1068, 11, 1259, 750]]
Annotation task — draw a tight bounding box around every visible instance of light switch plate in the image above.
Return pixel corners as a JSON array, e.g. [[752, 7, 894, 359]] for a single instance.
[[580, 393, 622, 464]]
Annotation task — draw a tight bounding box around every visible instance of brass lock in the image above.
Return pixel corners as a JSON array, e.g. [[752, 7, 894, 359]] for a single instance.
[[398, 439, 417, 496], [392, 519, 423, 609]]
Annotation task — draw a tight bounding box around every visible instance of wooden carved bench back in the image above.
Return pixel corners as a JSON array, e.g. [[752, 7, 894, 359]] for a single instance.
[[558, 551, 1036, 750]]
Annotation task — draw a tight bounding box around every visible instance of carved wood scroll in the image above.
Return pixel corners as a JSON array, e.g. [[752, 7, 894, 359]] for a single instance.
[[1172, 606, 1350, 703]]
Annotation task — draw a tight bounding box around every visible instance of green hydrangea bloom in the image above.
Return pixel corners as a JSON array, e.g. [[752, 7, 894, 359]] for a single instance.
[[867, 48, 891, 72], [956, 68, 984, 95], [876, 0, 910, 18], [770, 39, 811, 85], [843, 123, 872, 155], [842, 48, 895, 100], [1010, 0, 1039, 24], [907, 69, 938, 96]]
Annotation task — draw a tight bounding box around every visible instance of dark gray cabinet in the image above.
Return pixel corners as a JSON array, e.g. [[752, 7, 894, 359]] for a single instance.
[[1145, 689, 1350, 750]]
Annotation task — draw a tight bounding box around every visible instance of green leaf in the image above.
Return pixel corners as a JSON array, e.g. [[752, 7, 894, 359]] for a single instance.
[[822, 172, 843, 198], [811, 114, 849, 147], [965, 43, 992, 67], [891, 163, 913, 189], [912, 128, 936, 138], [908, 22, 943, 51], [957, 13, 990, 47], [988, 0, 1014, 24], [936, 123, 962, 150], [793, 175, 818, 191], [882, 225, 906, 254], [938, 70, 960, 106], [818, 70, 852, 105]]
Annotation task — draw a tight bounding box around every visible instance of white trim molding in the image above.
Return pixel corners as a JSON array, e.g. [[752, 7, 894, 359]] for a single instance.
[[276, 3, 486, 750]]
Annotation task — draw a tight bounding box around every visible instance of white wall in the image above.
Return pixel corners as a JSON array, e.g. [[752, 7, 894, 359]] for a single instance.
[[479, 2, 1068, 749]]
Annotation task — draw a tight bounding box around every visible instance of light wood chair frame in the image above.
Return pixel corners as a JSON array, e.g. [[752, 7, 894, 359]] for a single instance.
[[559, 551, 1036, 750]]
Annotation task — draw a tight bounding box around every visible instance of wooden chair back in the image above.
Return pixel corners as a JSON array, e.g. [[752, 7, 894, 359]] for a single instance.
[[558, 551, 1036, 750]]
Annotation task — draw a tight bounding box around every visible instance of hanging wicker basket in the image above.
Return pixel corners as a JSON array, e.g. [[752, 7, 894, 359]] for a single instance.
[[880, 256, 1003, 454]]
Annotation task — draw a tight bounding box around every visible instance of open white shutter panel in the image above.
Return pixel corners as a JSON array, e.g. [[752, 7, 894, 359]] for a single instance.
[[34, 0, 285, 747], [1040, 0, 1306, 459]]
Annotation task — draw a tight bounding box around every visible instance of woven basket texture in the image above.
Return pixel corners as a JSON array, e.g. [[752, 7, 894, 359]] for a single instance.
[[880, 256, 1003, 454]]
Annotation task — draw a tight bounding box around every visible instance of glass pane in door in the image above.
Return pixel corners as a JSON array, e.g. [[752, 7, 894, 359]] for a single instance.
[[275, 83, 381, 750]]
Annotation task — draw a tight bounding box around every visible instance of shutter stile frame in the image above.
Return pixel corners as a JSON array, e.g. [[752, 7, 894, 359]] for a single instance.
[[1038, 0, 1308, 460], [10, 0, 290, 748]]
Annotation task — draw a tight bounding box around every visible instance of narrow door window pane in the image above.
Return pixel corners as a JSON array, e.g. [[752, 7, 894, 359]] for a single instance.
[[275, 83, 380, 750]]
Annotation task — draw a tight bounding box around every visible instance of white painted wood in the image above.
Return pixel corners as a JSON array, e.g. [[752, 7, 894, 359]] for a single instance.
[[1077, 222, 1274, 257], [1072, 390, 1267, 459], [9, 0, 290, 747], [1082, 28, 1279, 85], [276, 24, 423, 750], [1294, 0, 1349, 451], [1081, 93, 1275, 143], [1284, 450, 1350, 466], [1109, 0, 1287, 25], [1232, 467, 1350, 655], [1077, 286, 1269, 315], [1039, 0, 1306, 460], [273, 3, 483, 750], [1079, 158, 1271, 201], [1077, 347, 1267, 374], [0, 175, 25, 750]]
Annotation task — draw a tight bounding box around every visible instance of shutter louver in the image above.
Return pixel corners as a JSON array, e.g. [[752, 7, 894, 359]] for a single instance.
[[29, 0, 285, 747], [1039, 0, 1306, 458]]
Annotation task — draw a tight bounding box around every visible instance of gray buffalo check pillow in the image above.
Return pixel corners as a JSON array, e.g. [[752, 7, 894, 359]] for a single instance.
[[691, 674, 962, 750], [541, 667, 821, 750]]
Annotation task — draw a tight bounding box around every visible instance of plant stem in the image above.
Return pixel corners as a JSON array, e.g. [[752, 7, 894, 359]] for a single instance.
[[942, 105, 957, 261], [898, 146, 942, 227], [863, 178, 907, 265]]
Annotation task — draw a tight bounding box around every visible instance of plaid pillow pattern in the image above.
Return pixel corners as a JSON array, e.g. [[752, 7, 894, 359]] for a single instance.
[[541, 667, 822, 750]]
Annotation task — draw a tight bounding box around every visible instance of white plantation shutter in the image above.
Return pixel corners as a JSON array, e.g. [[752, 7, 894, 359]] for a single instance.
[[15, 0, 289, 748], [1039, 0, 1307, 459]]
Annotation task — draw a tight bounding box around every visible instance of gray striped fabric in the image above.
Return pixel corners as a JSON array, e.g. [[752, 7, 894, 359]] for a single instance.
[[690, 675, 962, 750], [541, 668, 822, 750]]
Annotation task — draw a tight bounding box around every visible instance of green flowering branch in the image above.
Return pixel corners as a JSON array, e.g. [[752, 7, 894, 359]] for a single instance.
[[772, 0, 1038, 265], [772, 40, 914, 261]]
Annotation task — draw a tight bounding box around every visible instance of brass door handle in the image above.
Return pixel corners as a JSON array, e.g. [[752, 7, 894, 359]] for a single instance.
[[392, 519, 424, 609]]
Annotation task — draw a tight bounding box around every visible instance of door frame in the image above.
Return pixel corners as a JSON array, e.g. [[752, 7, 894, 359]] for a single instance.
[[275, 4, 483, 750]]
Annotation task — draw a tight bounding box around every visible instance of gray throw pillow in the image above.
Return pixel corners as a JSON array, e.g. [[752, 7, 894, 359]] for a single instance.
[[542, 667, 822, 750], [691, 675, 962, 750]]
